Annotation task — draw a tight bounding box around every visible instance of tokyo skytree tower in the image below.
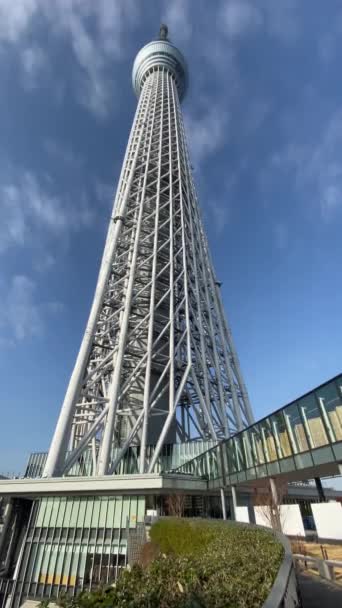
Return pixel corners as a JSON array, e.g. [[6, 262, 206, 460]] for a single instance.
[[43, 25, 253, 479]]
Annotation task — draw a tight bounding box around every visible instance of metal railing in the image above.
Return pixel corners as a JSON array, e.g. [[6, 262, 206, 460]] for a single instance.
[[294, 553, 342, 583]]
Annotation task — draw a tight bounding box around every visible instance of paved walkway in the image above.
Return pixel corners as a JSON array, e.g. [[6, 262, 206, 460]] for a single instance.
[[298, 572, 342, 608]]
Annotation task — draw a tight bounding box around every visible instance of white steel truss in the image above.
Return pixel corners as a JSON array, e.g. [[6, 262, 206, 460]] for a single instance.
[[43, 32, 254, 478]]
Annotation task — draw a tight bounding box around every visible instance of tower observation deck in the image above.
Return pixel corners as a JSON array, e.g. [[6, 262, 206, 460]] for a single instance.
[[43, 25, 254, 478]]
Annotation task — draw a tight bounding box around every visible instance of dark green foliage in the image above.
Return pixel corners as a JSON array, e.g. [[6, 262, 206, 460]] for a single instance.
[[58, 519, 284, 608]]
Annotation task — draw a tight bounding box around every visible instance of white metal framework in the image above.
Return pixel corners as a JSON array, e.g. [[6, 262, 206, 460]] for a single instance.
[[43, 27, 253, 478]]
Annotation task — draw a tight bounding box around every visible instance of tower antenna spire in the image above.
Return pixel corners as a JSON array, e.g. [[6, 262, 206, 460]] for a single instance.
[[159, 23, 168, 40]]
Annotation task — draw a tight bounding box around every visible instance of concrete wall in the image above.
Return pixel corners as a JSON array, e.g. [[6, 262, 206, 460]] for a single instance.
[[311, 502, 342, 540], [254, 505, 305, 536], [235, 506, 250, 523]]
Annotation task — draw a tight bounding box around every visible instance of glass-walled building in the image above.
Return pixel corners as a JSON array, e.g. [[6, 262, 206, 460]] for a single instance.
[[13, 495, 145, 605]]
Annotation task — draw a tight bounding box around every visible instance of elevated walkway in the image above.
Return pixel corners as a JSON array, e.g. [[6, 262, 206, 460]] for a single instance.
[[169, 374, 342, 489]]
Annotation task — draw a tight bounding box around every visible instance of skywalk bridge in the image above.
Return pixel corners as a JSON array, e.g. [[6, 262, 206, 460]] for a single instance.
[[169, 373, 342, 490]]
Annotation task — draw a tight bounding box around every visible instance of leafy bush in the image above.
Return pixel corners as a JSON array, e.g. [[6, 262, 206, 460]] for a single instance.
[[58, 519, 284, 608]]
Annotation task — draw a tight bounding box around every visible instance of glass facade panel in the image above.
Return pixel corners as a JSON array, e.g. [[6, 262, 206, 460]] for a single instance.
[[84, 499, 93, 527], [259, 418, 277, 462], [56, 498, 66, 527], [315, 381, 342, 442], [225, 441, 237, 474], [50, 500, 60, 528], [112, 498, 121, 528], [40, 544, 51, 584], [77, 499, 87, 527], [249, 425, 265, 464], [270, 411, 292, 458], [28, 544, 41, 584], [200, 453, 208, 478], [63, 546, 73, 586], [70, 500, 80, 527], [48, 545, 58, 585], [283, 403, 308, 453], [234, 436, 245, 471], [91, 499, 100, 527], [298, 394, 328, 448], [241, 430, 254, 469], [17, 495, 145, 604], [137, 497, 145, 522], [121, 497, 130, 528], [55, 545, 66, 585], [64, 501, 73, 527], [69, 548, 80, 586], [106, 498, 115, 528], [36, 501, 46, 527], [43, 499, 53, 527], [99, 498, 108, 527], [208, 448, 219, 479]]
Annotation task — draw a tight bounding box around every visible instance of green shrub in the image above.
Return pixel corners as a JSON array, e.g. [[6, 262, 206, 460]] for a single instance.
[[58, 519, 284, 608]]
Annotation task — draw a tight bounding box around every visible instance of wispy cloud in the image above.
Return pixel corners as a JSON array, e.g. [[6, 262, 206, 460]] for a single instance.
[[20, 44, 47, 89], [0, 168, 93, 253], [184, 104, 230, 167], [0, 0, 140, 117], [269, 109, 342, 221], [219, 0, 262, 39], [218, 0, 299, 43], [43, 139, 83, 170], [211, 198, 230, 235], [0, 274, 62, 343], [0, 0, 37, 43]]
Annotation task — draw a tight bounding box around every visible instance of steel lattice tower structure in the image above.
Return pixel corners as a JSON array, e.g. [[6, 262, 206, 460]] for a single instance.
[[43, 25, 253, 479]]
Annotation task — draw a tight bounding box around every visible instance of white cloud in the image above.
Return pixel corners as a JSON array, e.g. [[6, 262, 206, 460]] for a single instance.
[[219, 0, 262, 38], [219, 0, 299, 43], [34, 253, 56, 273], [43, 139, 83, 170], [184, 104, 229, 167], [0, 0, 37, 42], [0, 275, 62, 342], [321, 184, 341, 221], [211, 199, 230, 235], [269, 110, 342, 221], [0, 0, 140, 117], [94, 180, 115, 209], [0, 169, 93, 253], [21, 45, 46, 88]]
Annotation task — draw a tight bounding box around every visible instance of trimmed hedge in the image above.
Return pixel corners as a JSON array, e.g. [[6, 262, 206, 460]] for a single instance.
[[59, 519, 283, 608]]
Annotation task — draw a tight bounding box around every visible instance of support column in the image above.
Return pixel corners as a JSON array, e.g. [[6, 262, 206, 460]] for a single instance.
[[315, 477, 326, 502], [269, 477, 278, 505], [220, 488, 227, 520], [269, 477, 281, 531], [0, 499, 13, 560], [231, 485, 237, 521]]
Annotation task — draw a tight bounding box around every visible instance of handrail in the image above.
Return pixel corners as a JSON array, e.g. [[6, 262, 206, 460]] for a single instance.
[[260, 526, 298, 608], [293, 553, 342, 582]]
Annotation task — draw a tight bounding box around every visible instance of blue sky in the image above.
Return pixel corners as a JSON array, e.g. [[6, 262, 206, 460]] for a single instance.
[[0, 1, 342, 483]]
